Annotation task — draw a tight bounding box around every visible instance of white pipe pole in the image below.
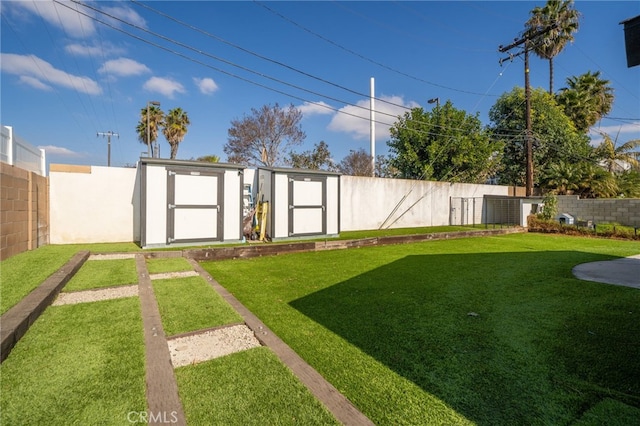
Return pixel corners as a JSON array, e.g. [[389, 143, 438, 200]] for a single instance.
[[370, 77, 375, 177]]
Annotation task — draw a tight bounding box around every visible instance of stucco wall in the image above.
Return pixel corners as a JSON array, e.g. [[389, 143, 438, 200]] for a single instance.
[[47, 164, 524, 245], [340, 176, 512, 231], [557, 195, 640, 227], [0, 162, 49, 260], [49, 164, 139, 244]]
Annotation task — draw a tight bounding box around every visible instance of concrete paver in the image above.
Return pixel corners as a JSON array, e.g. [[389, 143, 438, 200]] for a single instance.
[[572, 254, 640, 289]]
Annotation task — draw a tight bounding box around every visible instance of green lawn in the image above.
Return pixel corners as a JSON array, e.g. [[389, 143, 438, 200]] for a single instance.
[[153, 276, 242, 336], [0, 298, 146, 425], [0, 242, 140, 314], [336, 225, 491, 240], [146, 257, 193, 274], [176, 347, 339, 425], [64, 258, 138, 291], [202, 233, 640, 425]]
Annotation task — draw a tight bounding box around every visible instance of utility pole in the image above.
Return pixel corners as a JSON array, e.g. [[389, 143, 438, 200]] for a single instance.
[[499, 24, 556, 197], [97, 131, 119, 167], [370, 77, 375, 177]]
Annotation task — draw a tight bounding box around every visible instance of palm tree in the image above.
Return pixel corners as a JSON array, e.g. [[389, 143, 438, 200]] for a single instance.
[[577, 163, 618, 198], [525, 0, 580, 94], [556, 71, 614, 133], [594, 130, 640, 173], [136, 105, 164, 157], [541, 160, 581, 194], [162, 108, 190, 160]]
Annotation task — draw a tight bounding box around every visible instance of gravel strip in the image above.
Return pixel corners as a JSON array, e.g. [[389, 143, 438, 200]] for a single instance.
[[150, 271, 199, 280], [52, 285, 139, 306], [89, 253, 137, 260], [167, 324, 261, 368]]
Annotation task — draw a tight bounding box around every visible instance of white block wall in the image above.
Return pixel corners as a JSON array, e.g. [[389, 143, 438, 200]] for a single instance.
[[50, 166, 138, 244]]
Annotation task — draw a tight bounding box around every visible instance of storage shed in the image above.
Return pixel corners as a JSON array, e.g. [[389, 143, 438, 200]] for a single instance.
[[139, 158, 245, 248], [253, 167, 340, 240]]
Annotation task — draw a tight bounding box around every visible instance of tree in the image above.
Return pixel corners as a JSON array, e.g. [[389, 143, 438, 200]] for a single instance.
[[489, 87, 592, 187], [337, 149, 373, 176], [525, 0, 580, 94], [616, 170, 640, 198], [196, 155, 220, 163], [374, 154, 399, 178], [224, 103, 305, 167], [162, 107, 190, 160], [136, 105, 164, 157], [540, 160, 581, 194], [577, 163, 618, 198], [287, 141, 335, 171], [387, 101, 502, 183], [593, 130, 639, 173], [556, 71, 614, 133]]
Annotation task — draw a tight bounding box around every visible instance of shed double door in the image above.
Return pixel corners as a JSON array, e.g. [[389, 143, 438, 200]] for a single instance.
[[288, 175, 326, 237], [167, 168, 223, 244]]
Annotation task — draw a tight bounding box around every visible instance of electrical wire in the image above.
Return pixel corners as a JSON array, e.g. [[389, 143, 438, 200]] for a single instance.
[[253, 0, 500, 97], [65, 0, 522, 142], [130, 0, 418, 115]]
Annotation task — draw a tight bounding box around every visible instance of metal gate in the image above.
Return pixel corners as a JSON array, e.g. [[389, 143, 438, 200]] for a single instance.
[[450, 197, 483, 226], [167, 168, 224, 245], [288, 175, 326, 237]]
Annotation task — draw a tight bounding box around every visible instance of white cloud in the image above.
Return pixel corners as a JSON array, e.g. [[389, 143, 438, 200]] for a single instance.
[[143, 76, 185, 98], [38, 145, 83, 157], [589, 122, 640, 146], [19, 75, 53, 91], [10, 0, 96, 38], [328, 95, 419, 141], [101, 5, 147, 28], [1, 53, 102, 95], [99, 58, 150, 77], [298, 101, 334, 116], [65, 42, 126, 57], [193, 77, 219, 95], [589, 122, 640, 137]]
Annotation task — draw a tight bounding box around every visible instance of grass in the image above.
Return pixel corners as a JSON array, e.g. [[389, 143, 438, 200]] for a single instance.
[[152, 276, 242, 336], [146, 257, 193, 274], [0, 242, 140, 314], [330, 225, 489, 241], [64, 258, 138, 292], [202, 233, 640, 425], [175, 347, 339, 425], [0, 297, 146, 425], [572, 398, 640, 426]]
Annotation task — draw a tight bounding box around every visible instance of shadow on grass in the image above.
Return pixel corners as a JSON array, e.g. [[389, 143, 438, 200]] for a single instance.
[[290, 251, 640, 425]]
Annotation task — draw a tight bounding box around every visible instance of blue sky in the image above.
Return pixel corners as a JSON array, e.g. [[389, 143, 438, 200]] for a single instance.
[[1, 1, 639, 169]]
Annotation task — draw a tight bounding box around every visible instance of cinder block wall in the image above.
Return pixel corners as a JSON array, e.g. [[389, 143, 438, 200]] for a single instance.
[[557, 195, 640, 227], [0, 162, 49, 260]]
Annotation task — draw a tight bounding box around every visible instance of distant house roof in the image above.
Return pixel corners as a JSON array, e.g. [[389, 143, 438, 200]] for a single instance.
[[620, 15, 640, 67]]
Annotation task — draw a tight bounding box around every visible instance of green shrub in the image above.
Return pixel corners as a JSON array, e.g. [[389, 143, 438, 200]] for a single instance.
[[538, 193, 558, 221]]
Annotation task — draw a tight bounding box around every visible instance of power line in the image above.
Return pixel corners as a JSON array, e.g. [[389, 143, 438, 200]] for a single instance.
[[73, 0, 407, 122], [64, 0, 520, 142], [130, 0, 416, 115], [253, 0, 500, 98]]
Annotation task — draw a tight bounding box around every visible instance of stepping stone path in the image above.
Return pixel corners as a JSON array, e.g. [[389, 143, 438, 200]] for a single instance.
[[5, 251, 374, 425], [52, 258, 253, 363], [167, 325, 260, 368]]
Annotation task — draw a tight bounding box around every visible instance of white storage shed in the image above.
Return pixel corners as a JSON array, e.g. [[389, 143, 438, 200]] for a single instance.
[[253, 167, 340, 240], [139, 158, 245, 248]]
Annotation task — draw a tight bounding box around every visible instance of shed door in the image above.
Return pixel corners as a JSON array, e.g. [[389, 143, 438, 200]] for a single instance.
[[167, 168, 223, 244], [288, 175, 326, 237]]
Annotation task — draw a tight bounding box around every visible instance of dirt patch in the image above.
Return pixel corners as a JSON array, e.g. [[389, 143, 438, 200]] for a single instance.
[[52, 285, 138, 306], [89, 253, 137, 260], [150, 271, 199, 280], [167, 324, 261, 368]]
